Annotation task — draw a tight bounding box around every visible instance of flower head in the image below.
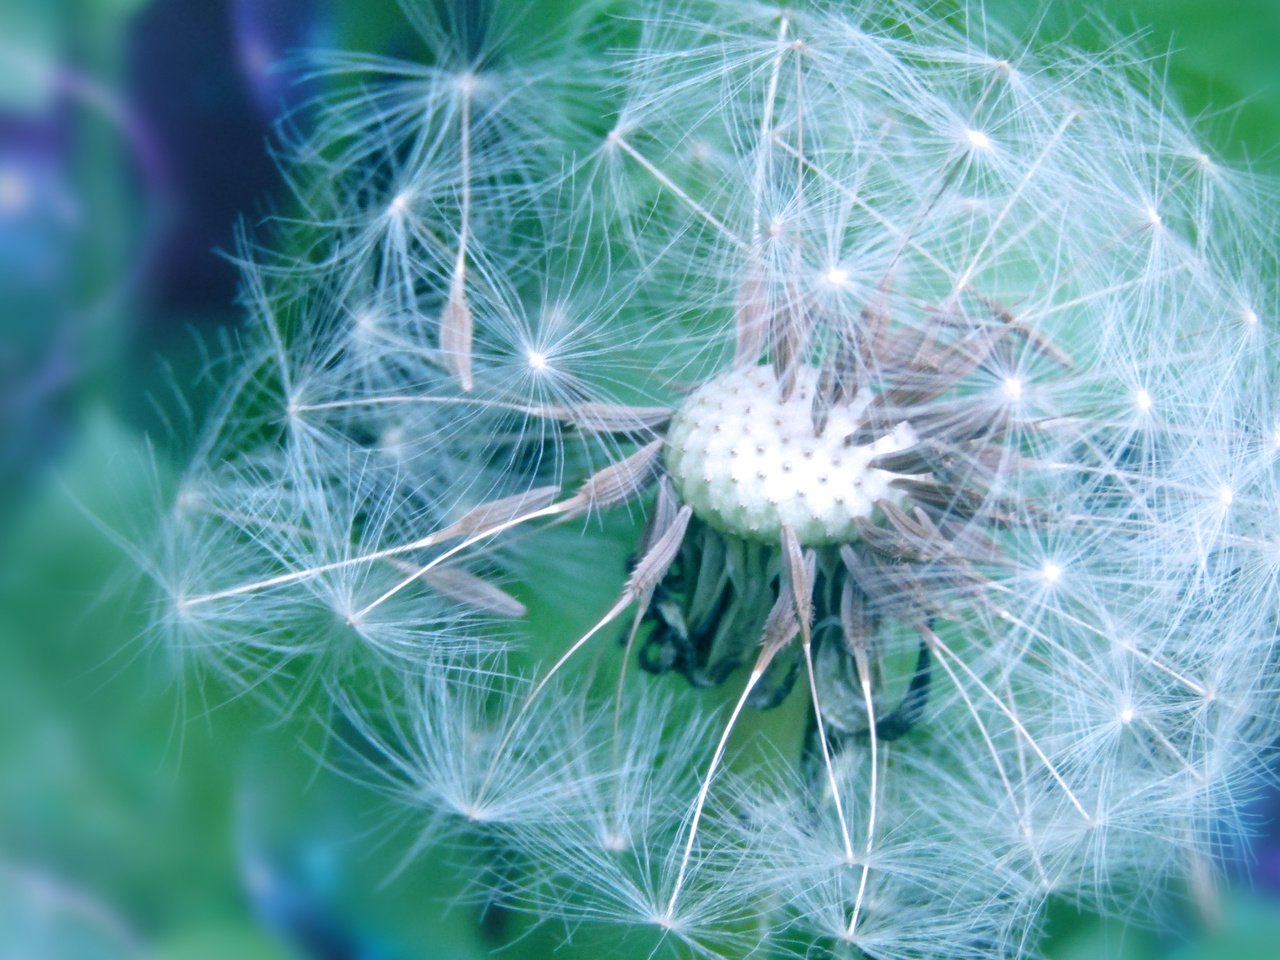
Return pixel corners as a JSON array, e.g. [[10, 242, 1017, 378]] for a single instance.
[[144, 1, 1279, 956]]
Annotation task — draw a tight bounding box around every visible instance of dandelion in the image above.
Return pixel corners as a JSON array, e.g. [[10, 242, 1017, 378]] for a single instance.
[[142, 1, 1279, 957]]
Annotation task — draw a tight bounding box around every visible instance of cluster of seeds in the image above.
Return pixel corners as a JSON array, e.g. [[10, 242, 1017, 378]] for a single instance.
[[665, 366, 917, 545], [142, 2, 1280, 958]]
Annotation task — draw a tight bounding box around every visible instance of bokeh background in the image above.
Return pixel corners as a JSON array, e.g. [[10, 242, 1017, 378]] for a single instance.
[[1, 1, 1278, 958]]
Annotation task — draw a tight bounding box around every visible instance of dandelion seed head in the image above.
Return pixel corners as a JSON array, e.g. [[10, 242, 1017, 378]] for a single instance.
[[665, 366, 915, 545], [132, 0, 1280, 954]]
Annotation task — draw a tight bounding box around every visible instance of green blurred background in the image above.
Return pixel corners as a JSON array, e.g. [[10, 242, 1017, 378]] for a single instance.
[[1, 1, 1278, 958]]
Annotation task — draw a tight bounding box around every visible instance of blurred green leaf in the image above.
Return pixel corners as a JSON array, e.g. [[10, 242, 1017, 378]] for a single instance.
[[150, 924, 294, 960], [1170, 895, 1280, 960]]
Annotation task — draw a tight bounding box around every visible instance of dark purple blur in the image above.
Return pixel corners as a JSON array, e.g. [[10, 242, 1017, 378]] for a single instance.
[[127, 0, 329, 315], [0, 0, 330, 507]]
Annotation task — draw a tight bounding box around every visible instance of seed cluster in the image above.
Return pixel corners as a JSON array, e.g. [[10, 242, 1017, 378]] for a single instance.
[[665, 366, 916, 545], [144, 1, 1280, 956]]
